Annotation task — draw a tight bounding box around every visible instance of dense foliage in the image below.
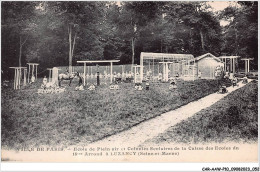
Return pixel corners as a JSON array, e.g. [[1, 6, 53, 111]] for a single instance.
[[2, 1, 258, 79]]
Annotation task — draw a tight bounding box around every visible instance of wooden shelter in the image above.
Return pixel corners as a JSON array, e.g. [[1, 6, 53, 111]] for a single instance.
[[194, 53, 224, 79], [77, 60, 120, 86]]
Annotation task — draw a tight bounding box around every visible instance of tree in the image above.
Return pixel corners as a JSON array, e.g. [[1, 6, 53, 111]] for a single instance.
[[220, 2, 258, 69], [117, 2, 163, 67], [2, 2, 39, 68]]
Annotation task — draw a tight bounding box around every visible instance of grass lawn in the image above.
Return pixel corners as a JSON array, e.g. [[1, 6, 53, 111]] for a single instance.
[[148, 81, 258, 144], [2, 78, 231, 149]]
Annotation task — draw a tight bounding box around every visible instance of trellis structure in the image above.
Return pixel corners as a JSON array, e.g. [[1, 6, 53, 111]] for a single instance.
[[218, 56, 239, 73], [77, 60, 120, 86], [140, 52, 195, 81], [27, 63, 39, 83], [241, 58, 254, 74], [9, 67, 27, 90]]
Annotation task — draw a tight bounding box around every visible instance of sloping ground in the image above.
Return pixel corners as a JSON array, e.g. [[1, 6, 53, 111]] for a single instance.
[[87, 80, 253, 148], [146, 80, 258, 145], [2, 79, 228, 149]]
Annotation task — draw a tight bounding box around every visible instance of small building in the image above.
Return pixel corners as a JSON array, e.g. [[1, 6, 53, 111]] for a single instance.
[[195, 53, 224, 79]]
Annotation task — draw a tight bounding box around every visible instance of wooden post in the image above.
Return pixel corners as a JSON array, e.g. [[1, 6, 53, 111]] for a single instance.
[[223, 58, 225, 71], [24, 69, 26, 86], [134, 66, 136, 83], [245, 61, 247, 73], [18, 69, 20, 89], [110, 62, 113, 84], [16, 69, 19, 89], [164, 63, 166, 81], [14, 69, 17, 90], [32, 65, 35, 78], [233, 58, 236, 73], [36, 65, 38, 81], [28, 65, 30, 83], [158, 63, 159, 76], [247, 60, 250, 73], [48, 70, 50, 82], [84, 62, 86, 86], [165, 63, 168, 82], [152, 58, 154, 80]]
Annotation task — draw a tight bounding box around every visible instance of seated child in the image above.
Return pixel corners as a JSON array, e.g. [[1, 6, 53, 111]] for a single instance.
[[169, 80, 177, 91], [145, 82, 150, 90], [242, 76, 248, 84], [88, 84, 95, 91], [31, 75, 36, 83], [232, 77, 238, 87], [41, 76, 48, 89]]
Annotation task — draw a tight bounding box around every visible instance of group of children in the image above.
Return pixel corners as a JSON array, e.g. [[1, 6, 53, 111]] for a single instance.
[[218, 71, 249, 94]]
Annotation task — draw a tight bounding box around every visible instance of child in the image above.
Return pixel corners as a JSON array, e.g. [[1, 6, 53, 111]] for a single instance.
[[88, 84, 95, 91], [41, 76, 48, 89], [232, 76, 238, 87], [43, 76, 47, 85], [169, 80, 177, 91], [242, 75, 248, 84], [145, 82, 150, 90], [31, 75, 36, 83], [198, 70, 202, 79]]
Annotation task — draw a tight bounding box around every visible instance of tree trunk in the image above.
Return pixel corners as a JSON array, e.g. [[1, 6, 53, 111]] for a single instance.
[[68, 25, 77, 74], [235, 22, 238, 55], [131, 37, 135, 65], [18, 35, 28, 68], [19, 36, 22, 68], [160, 39, 163, 53], [69, 25, 72, 74], [72, 33, 76, 58], [190, 29, 193, 52], [200, 29, 205, 52]]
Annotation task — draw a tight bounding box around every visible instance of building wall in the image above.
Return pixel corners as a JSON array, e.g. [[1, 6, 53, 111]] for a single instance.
[[196, 57, 224, 79]]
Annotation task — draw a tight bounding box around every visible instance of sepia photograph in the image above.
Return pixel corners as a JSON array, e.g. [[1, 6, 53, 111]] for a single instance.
[[1, 0, 258, 166]]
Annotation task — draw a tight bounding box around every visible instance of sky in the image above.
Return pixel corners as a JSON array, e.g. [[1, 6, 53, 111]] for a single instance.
[[207, 1, 238, 12], [206, 1, 240, 26]]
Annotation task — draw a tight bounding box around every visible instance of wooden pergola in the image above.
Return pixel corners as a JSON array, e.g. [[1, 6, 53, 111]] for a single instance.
[[27, 63, 39, 82], [241, 58, 254, 73], [77, 60, 120, 86], [9, 67, 27, 90], [218, 56, 239, 73]]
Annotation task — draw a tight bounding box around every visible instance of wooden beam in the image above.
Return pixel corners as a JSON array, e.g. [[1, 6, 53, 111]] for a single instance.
[[77, 60, 120, 63]]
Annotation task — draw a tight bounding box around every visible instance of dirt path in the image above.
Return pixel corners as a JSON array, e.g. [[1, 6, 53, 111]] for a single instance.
[[88, 80, 251, 147]]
